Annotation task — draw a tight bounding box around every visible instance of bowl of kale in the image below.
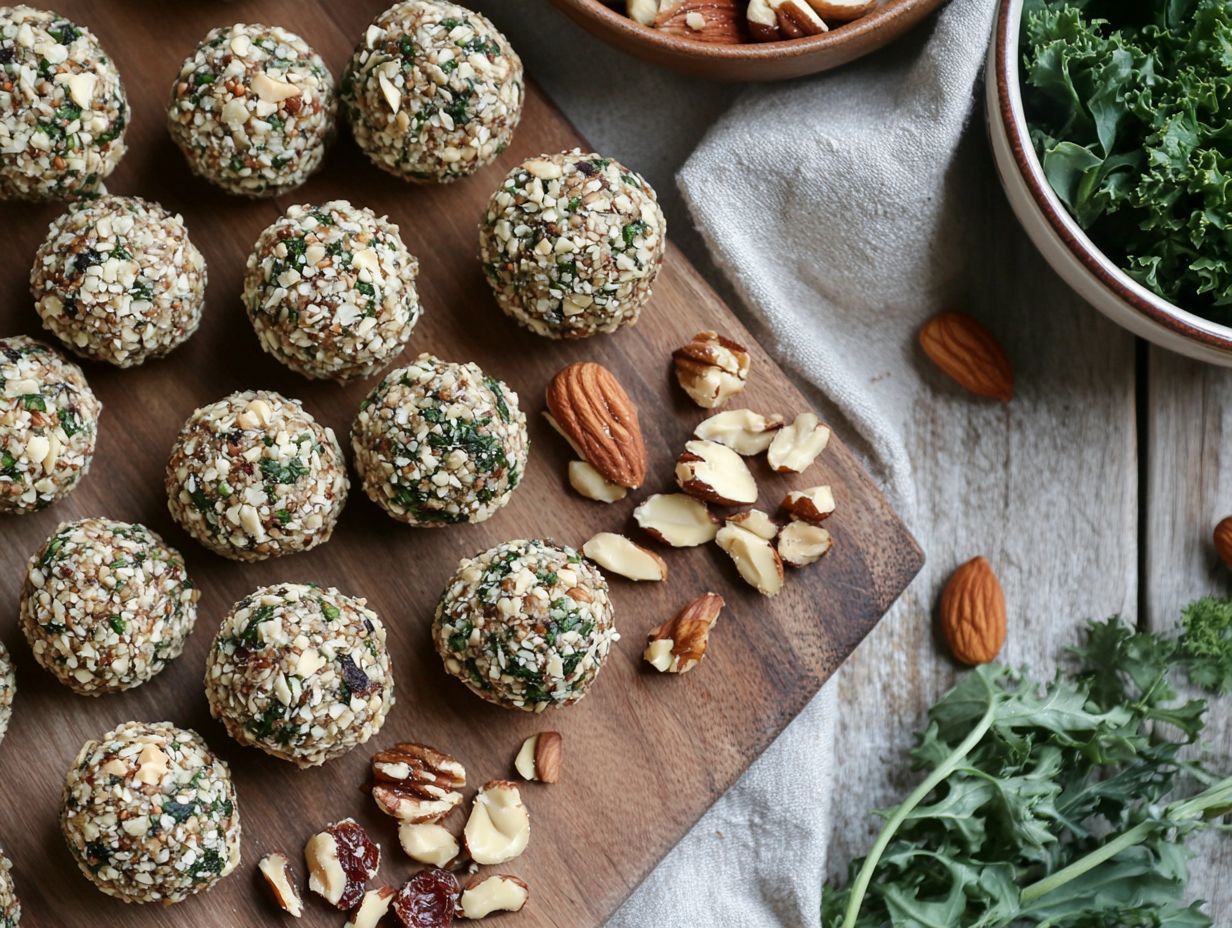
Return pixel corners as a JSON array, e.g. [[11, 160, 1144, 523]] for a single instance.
[[988, 0, 1232, 364]]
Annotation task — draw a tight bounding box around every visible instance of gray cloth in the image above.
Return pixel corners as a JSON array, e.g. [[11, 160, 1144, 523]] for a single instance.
[[473, 0, 998, 923]]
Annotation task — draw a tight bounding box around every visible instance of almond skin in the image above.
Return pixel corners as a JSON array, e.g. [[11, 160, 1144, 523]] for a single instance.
[[919, 313, 1013, 402], [655, 0, 746, 42], [546, 362, 647, 489], [939, 556, 1006, 665], [1215, 516, 1232, 569]]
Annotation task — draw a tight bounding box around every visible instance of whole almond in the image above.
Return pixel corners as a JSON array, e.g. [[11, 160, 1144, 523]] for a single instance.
[[939, 556, 1006, 665], [919, 313, 1013, 402], [1215, 516, 1232, 568], [546, 362, 647, 489], [655, 0, 745, 42]]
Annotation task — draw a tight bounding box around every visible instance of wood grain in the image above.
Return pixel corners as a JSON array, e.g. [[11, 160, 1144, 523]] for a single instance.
[[0, 2, 921, 925]]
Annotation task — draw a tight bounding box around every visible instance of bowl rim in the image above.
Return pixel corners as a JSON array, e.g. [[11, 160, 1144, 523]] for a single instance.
[[993, 0, 1232, 351], [554, 0, 944, 61]]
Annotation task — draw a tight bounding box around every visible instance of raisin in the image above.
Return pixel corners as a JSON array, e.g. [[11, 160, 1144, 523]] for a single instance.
[[393, 868, 459, 928], [338, 653, 375, 696], [330, 819, 380, 909]]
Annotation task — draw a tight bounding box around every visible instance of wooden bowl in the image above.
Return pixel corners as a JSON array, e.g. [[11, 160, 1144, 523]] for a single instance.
[[548, 0, 949, 81], [987, 0, 1232, 365]]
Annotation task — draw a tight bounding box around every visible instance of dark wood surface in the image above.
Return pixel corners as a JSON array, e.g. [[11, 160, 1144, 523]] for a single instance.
[[0, 1, 922, 924]]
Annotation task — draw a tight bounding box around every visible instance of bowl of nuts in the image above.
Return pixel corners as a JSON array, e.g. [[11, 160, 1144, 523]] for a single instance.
[[549, 0, 948, 80]]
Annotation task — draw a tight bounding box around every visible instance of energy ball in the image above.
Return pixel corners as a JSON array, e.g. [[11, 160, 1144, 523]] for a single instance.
[[0, 335, 101, 515], [31, 195, 207, 367], [0, 7, 128, 201], [351, 353, 528, 526], [342, 0, 523, 183], [168, 23, 335, 197], [0, 846, 17, 926], [0, 642, 13, 748], [19, 518, 199, 696], [166, 390, 348, 561], [243, 200, 421, 382], [61, 720, 241, 904], [433, 539, 617, 711], [479, 149, 667, 339], [204, 583, 394, 768]]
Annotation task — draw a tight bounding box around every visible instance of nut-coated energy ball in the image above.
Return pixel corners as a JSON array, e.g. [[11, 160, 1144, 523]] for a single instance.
[[433, 539, 618, 711], [61, 721, 241, 904], [0, 642, 13, 748], [31, 196, 207, 367], [342, 0, 523, 183], [19, 518, 199, 695], [243, 200, 421, 382], [351, 353, 528, 526], [0, 335, 101, 515], [205, 583, 395, 768], [0, 846, 18, 926], [166, 390, 348, 561], [479, 149, 667, 339], [168, 23, 335, 197], [0, 6, 129, 200]]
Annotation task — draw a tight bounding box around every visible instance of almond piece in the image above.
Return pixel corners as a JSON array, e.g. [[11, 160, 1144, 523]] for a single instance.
[[305, 819, 380, 910], [568, 460, 628, 503], [726, 509, 778, 540], [676, 439, 758, 506], [634, 493, 720, 547], [939, 556, 1006, 665], [1215, 516, 1232, 568], [628, 0, 660, 24], [349, 886, 396, 928], [806, 0, 876, 18], [546, 362, 647, 489], [370, 742, 466, 824], [464, 781, 530, 866], [716, 525, 785, 596], [673, 331, 750, 409], [644, 593, 724, 674], [694, 409, 785, 455], [777, 521, 833, 567], [747, 0, 783, 40], [781, 485, 835, 523], [514, 731, 563, 783], [258, 852, 304, 917], [655, 0, 744, 42], [460, 875, 530, 919], [398, 823, 460, 868], [582, 531, 668, 581], [767, 413, 830, 474], [769, 0, 828, 36], [919, 312, 1014, 402]]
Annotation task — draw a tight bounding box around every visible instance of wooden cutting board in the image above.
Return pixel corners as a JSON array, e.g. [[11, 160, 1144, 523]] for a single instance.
[[0, 1, 923, 924]]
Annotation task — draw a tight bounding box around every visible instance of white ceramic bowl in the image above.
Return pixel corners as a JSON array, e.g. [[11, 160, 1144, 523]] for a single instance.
[[987, 0, 1232, 366]]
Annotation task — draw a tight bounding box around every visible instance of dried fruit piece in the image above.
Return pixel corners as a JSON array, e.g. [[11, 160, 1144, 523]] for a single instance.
[[546, 362, 647, 489], [514, 731, 562, 784], [673, 331, 750, 409], [807, 0, 876, 18], [781, 485, 835, 523], [1215, 516, 1232, 568], [634, 493, 719, 547], [716, 525, 785, 596], [463, 781, 530, 866], [655, 0, 744, 43], [351, 886, 397, 928], [644, 593, 724, 674], [939, 556, 1006, 665], [459, 875, 530, 919], [919, 312, 1014, 402], [777, 521, 833, 567], [694, 408, 784, 455], [305, 819, 380, 910], [767, 413, 830, 474], [258, 852, 304, 917], [676, 439, 758, 506], [393, 868, 460, 928], [568, 460, 628, 503], [399, 823, 461, 868], [371, 743, 466, 823], [582, 532, 668, 582], [726, 509, 778, 540]]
